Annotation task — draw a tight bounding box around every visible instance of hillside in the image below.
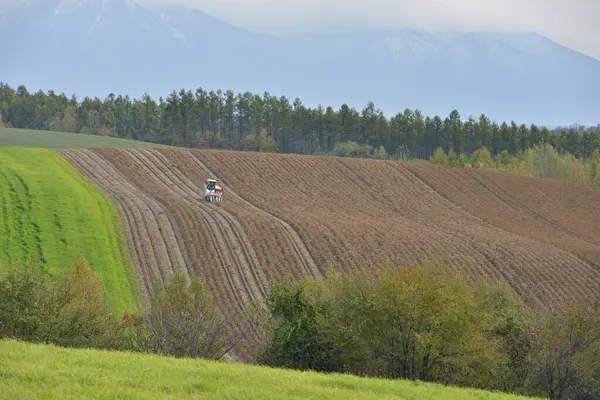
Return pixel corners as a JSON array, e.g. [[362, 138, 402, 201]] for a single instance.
[[0, 340, 538, 400], [0, 127, 172, 148], [190, 150, 600, 309], [0, 148, 138, 314], [56, 148, 600, 352], [1, 0, 600, 125], [57, 148, 319, 355]]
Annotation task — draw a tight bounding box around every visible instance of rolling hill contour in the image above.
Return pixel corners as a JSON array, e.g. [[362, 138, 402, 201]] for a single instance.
[[2, 131, 600, 361], [57, 148, 600, 334]]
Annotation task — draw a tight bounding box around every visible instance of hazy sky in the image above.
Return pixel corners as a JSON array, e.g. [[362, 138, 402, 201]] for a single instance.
[[2, 0, 599, 59]]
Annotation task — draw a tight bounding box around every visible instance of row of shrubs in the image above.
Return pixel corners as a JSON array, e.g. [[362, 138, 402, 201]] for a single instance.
[[0, 257, 235, 359], [1, 257, 599, 399], [257, 264, 600, 400], [430, 144, 600, 187]]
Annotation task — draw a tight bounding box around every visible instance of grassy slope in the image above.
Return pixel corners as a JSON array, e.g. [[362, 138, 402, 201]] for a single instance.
[[0, 148, 138, 314], [0, 340, 539, 400], [0, 127, 171, 149]]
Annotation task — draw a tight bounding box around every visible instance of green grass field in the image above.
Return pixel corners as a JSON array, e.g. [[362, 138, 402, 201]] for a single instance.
[[0, 127, 171, 149], [0, 148, 138, 313], [0, 340, 539, 400]]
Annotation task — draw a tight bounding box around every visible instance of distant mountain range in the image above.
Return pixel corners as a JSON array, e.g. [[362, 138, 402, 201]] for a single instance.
[[1, 0, 599, 126]]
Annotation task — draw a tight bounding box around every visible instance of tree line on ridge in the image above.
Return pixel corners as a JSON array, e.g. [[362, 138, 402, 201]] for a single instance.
[[1, 82, 599, 161]]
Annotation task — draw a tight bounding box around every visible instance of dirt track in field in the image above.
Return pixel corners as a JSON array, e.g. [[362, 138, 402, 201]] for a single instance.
[[60, 148, 600, 356]]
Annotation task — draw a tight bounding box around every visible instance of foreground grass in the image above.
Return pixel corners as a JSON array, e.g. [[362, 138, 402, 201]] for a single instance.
[[0, 341, 539, 400], [0, 148, 138, 313], [0, 127, 172, 149]]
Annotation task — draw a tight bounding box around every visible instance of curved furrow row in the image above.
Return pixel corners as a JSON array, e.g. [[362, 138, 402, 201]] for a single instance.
[[130, 149, 269, 302], [471, 170, 600, 261], [207, 151, 365, 271], [398, 161, 600, 305], [113, 148, 271, 360], [137, 150, 266, 301], [62, 149, 189, 285], [116, 148, 268, 310], [191, 150, 600, 310], [177, 149, 320, 278], [57, 149, 189, 299], [108, 148, 252, 311], [59, 150, 162, 292], [93, 146, 255, 352], [89, 148, 256, 363], [155, 147, 321, 283]]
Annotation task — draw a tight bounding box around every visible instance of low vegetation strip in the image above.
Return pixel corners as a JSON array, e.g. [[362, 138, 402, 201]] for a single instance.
[[0, 340, 539, 400], [0, 148, 138, 314]]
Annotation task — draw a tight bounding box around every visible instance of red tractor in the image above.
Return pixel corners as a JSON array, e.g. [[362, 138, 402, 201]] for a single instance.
[[204, 179, 223, 203]]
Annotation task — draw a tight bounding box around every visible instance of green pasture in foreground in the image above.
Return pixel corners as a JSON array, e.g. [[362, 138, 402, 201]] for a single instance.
[[0, 340, 540, 400], [0, 148, 138, 313], [0, 127, 170, 149]]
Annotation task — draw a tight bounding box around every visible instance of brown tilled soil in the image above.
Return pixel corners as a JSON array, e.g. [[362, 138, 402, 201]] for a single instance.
[[59, 148, 600, 358], [60, 148, 320, 360], [191, 149, 600, 311]]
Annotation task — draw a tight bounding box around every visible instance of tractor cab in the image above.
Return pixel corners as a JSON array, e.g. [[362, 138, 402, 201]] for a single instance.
[[206, 179, 217, 192]]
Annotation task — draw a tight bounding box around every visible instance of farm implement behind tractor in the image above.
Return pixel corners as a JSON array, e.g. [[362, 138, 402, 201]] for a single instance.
[[204, 178, 223, 203]]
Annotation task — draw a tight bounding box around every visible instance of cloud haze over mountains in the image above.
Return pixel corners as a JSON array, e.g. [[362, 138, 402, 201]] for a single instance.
[[1, 0, 599, 126], [3, 0, 598, 59], [150, 0, 600, 60]]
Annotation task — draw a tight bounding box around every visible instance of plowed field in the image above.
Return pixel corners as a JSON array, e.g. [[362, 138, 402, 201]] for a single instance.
[[59, 148, 320, 358], [58, 148, 600, 354], [189, 150, 600, 310]]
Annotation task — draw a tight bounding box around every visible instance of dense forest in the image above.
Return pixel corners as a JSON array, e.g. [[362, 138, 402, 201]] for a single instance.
[[1, 82, 599, 160]]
